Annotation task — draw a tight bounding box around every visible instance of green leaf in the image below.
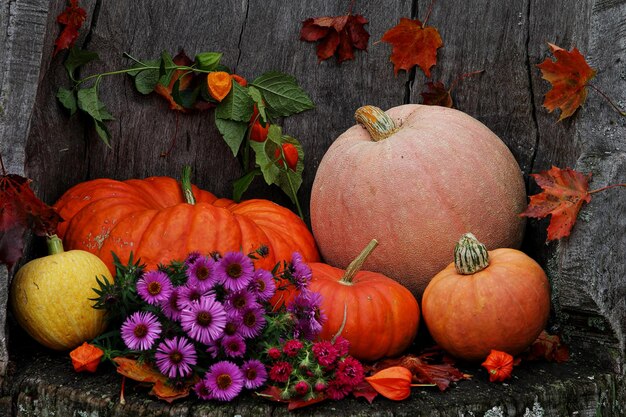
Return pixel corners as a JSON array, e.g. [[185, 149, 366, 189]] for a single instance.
[[56, 87, 77, 115], [250, 139, 280, 186], [275, 136, 304, 206], [215, 81, 254, 122], [158, 51, 176, 86], [64, 47, 99, 80], [172, 78, 199, 109], [233, 168, 261, 202], [248, 85, 267, 124], [195, 52, 222, 71], [215, 117, 248, 156], [126, 59, 159, 76], [77, 87, 114, 122], [251, 71, 314, 117], [94, 120, 112, 147], [134, 68, 160, 94]]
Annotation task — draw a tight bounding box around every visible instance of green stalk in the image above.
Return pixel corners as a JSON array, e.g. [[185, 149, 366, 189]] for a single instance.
[[46, 235, 65, 255], [180, 165, 196, 205]]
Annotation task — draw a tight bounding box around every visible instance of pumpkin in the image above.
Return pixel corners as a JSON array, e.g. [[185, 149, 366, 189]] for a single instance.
[[10, 235, 111, 351], [310, 105, 527, 297], [308, 239, 420, 362], [421, 233, 551, 362], [53, 168, 319, 277]]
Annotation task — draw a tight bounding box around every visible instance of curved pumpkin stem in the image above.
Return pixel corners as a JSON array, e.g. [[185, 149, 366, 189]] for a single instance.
[[180, 165, 196, 205], [354, 106, 398, 142], [454, 233, 490, 275], [46, 234, 65, 255], [341, 239, 378, 284]]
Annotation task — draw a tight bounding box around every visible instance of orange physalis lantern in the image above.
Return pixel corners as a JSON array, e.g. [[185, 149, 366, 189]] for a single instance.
[[481, 349, 514, 382], [69, 342, 104, 373], [364, 366, 413, 401], [207, 71, 233, 102]]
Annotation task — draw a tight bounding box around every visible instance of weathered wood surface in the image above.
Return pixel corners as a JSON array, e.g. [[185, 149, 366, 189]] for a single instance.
[[1, 0, 625, 414]]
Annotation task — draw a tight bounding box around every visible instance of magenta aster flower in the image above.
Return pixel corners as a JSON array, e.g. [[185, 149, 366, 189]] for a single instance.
[[241, 359, 267, 389], [312, 340, 339, 367], [187, 256, 217, 291], [239, 306, 266, 339], [176, 283, 215, 310], [325, 379, 350, 400], [333, 336, 351, 357], [193, 378, 212, 400], [269, 361, 292, 383], [120, 311, 162, 351], [204, 361, 244, 401], [248, 268, 276, 301], [180, 296, 227, 344], [221, 334, 246, 358], [155, 336, 197, 379], [224, 289, 258, 313], [267, 347, 281, 359], [137, 270, 173, 305], [335, 356, 364, 387], [283, 339, 303, 357], [294, 380, 310, 396], [215, 251, 254, 291], [160, 287, 183, 321]]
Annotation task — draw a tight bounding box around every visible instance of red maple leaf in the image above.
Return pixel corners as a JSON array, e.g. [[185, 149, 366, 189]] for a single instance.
[[381, 17, 442, 77], [53, 0, 87, 56], [420, 70, 484, 108], [300, 13, 370, 63], [0, 172, 62, 271], [536, 43, 596, 121], [520, 166, 592, 241]]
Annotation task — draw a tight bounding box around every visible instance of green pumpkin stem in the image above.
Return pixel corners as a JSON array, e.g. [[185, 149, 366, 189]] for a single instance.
[[454, 233, 490, 275], [341, 239, 378, 284], [181, 165, 196, 205], [46, 234, 65, 255], [354, 106, 398, 142]]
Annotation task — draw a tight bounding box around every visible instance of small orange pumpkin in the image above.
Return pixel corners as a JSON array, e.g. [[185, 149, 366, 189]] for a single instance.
[[308, 240, 420, 362], [421, 233, 551, 362]]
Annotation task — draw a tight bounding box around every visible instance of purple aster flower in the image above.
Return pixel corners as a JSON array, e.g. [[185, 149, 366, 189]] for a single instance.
[[221, 334, 246, 358], [241, 359, 267, 389], [223, 311, 243, 337], [204, 361, 244, 401], [187, 256, 217, 291], [206, 340, 220, 359], [215, 251, 254, 291], [137, 270, 174, 305], [288, 289, 326, 340], [193, 378, 212, 400], [180, 296, 227, 344], [224, 289, 259, 313], [184, 251, 203, 265], [120, 311, 161, 351], [155, 336, 197, 379], [177, 283, 215, 310], [239, 306, 266, 339], [160, 287, 183, 321], [290, 252, 312, 290], [248, 268, 276, 302]]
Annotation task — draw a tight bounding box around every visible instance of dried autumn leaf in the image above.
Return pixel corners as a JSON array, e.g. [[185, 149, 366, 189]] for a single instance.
[[536, 43, 596, 121], [365, 366, 413, 401], [523, 331, 570, 363], [54, 0, 87, 56], [113, 357, 191, 402], [351, 380, 379, 404], [381, 18, 443, 77], [258, 386, 326, 410], [420, 81, 453, 107], [520, 166, 592, 241], [154, 51, 194, 112], [481, 350, 514, 382], [300, 14, 370, 63], [69, 342, 103, 373], [0, 174, 63, 271]]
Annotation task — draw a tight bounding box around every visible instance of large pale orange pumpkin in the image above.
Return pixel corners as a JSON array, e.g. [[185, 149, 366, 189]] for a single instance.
[[310, 105, 527, 296], [422, 233, 551, 361]]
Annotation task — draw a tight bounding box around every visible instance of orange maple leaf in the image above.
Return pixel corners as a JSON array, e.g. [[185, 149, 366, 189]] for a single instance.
[[536, 43, 596, 121], [381, 18, 442, 77]]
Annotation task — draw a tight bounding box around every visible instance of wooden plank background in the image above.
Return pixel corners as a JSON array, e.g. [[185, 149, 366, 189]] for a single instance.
[[1, 0, 625, 383]]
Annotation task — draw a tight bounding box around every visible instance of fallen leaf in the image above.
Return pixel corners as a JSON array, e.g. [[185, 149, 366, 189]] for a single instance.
[[54, 0, 87, 56], [364, 366, 413, 401], [536, 43, 596, 120], [113, 357, 191, 402], [154, 51, 194, 112], [420, 81, 453, 107], [0, 174, 63, 271], [381, 18, 442, 77], [520, 166, 592, 241], [69, 342, 103, 373], [300, 14, 370, 63], [523, 331, 570, 363], [481, 350, 514, 382], [257, 386, 326, 410], [351, 380, 378, 404]]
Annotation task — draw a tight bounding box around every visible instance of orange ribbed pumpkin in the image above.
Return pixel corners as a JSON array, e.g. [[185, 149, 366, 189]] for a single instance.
[[308, 240, 420, 362], [53, 170, 319, 278], [310, 105, 527, 297], [422, 233, 551, 362]]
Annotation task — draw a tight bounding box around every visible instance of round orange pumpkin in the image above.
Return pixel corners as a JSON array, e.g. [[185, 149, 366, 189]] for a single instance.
[[308, 239, 420, 362], [421, 233, 551, 362], [53, 171, 320, 276], [310, 105, 527, 297]]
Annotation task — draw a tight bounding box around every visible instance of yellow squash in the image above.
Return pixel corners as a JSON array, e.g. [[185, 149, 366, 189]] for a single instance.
[[10, 235, 111, 351]]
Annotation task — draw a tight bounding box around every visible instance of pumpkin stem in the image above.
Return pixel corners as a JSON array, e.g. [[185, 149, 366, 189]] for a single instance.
[[454, 233, 490, 274], [181, 165, 196, 205], [46, 234, 65, 255], [354, 106, 398, 142], [341, 239, 378, 284]]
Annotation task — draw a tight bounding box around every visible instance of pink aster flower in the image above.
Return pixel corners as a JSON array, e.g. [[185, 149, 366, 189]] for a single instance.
[[215, 251, 254, 291], [283, 339, 303, 357], [335, 356, 364, 387], [239, 306, 266, 339], [221, 334, 246, 358], [180, 296, 227, 344], [204, 361, 244, 401], [269, 361, 292, 383], [136, 270, 173, 305], [187, 256, 217, 291], [155, 336, 197, 379], [312, 340, 339, 367], [247, 268, 276, 301], [241, 359, 267, 389], [120, 311, 162, 351]]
